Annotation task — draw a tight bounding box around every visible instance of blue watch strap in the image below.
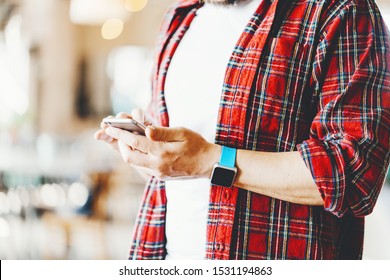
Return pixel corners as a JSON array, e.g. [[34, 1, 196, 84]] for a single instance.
[[220, 146, 236, 168]]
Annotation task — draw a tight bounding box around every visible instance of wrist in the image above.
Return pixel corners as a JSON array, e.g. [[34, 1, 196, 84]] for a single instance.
[[210, 145, 238, 187], [199, 143, 221, 178]]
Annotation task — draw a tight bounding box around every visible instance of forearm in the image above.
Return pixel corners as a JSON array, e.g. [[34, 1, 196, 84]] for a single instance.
[[208, 145, 324, 206], [103, 122, 324, 206]]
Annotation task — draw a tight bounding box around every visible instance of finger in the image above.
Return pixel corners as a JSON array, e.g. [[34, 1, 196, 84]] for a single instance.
[[144, 111, 157, 126], [118, 140, 153, 168], [131, 109, 155, 126], [94, 129, 114, 143], [118, 140, 133, 163], [101, 122, 110, 129], [107, 140, 119, 151], [106, 127, 152, 153], [116, 112, 132, 119], [100, 115, 114, 129], [131, 109, 154, 127], [95, 129, 120, 152], [131, 108, 145, 123], [146, 126, 186, 142]]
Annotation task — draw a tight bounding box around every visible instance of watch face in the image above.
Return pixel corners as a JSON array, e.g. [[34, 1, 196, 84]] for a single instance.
[[210, 166, 236, 187]]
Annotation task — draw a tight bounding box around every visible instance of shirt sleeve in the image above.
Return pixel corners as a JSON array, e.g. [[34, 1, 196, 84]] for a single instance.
[[297, 0, 390, 218]]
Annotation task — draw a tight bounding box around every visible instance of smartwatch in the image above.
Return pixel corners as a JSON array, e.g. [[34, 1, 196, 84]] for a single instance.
[[210, 146, 237, 188]]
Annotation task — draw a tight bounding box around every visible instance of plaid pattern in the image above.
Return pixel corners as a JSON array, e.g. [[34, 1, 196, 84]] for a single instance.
[[129, 0, 390, 260]]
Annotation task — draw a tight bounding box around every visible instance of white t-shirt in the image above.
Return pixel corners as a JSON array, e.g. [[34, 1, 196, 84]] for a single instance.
[[164, 0, 262, 260]]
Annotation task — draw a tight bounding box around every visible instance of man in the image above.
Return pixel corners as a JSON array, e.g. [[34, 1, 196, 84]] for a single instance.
[[95, 0, 390, 259]]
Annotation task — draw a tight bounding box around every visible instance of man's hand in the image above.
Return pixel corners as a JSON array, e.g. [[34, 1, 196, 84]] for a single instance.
[[95, 111, 322, 205], [94, 109, 150, 152], [104, 124, 220, 180]]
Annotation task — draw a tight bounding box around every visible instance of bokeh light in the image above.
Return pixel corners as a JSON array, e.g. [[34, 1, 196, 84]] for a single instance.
[[101, 18, 124, 40]]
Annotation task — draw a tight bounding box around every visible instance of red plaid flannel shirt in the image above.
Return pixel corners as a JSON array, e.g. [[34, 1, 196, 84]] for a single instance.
[[129, 0, 390, 259]]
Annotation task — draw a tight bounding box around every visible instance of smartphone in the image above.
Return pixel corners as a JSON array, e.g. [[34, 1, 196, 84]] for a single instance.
[[103, 118, 146, 135]]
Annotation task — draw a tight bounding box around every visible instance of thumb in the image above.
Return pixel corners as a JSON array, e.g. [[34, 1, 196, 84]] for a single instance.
[[146, 126, 186, 142]]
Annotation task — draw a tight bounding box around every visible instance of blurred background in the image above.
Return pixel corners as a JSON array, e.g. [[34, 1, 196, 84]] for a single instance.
[[0, 0, 389, 260]]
